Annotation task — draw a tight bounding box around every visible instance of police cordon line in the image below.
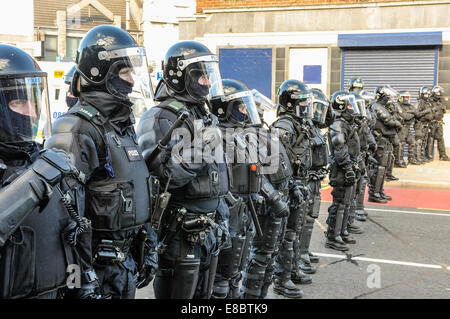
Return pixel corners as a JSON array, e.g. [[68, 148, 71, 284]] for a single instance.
[[0, 25, 448, 300]]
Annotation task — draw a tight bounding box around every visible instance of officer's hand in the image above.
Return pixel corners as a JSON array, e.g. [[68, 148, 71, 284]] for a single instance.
[[343, 166, 356, 186], [136, 264, 156, 289], [369, 143, 377, 153]]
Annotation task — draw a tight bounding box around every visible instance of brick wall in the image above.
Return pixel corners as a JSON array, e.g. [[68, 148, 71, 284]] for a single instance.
[[197, 0, 416, 13]]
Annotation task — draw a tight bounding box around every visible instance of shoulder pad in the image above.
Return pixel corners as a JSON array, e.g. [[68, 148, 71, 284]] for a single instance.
[[163, 100, 186, 115], [51, 114, 82, 134], [75, 105, 100, 121], [271, 117, 295, 134]]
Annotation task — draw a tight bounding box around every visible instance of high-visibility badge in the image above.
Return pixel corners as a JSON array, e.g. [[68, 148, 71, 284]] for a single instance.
[[54, 70, 64, 78]]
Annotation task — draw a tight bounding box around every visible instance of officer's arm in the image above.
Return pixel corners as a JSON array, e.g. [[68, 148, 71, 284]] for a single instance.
[[44, 115, 101, 180], [137, 109, 201, 190], [329, 121, 352, 167], [415, 102, 431, 118], [376, 106, 401, 128], [0, 149, 78, 246], [271, 119, 296, 150]]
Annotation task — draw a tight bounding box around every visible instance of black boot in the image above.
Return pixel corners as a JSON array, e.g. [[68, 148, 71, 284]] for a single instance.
[[291, 269, 313, 285], [368, 193, 388, 204], [325, 236, 349, 251], [308, 251, 320, 263], [299, 261, 316, 274], [347, 223, 363, 234], [273, 278, 303, 299], [380, 191, 392, 201], [342, 234, 356, 244], [385, 174, 399, 181], [440, 154, 450, 161]]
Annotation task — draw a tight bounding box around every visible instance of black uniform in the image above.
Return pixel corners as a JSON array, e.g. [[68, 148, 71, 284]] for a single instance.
[[414, 95, 434, 163], [368, 101, 401, 202], [45, 25, 158, 299], [428, 89, 449, 161], [0, 44, 96, 299], [397, 96, 418, 165], [326, 91, 361, 251]]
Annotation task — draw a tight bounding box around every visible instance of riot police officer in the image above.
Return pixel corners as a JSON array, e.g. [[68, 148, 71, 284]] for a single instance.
[[0, 44, 97, 299], [137, 40, 230, 299], [45, 25, 158, 299], [397, 91, 419, 165], [428, 86, 450, 161], [368, 86, 401, 203], [298, 88, 334, 264], [64, 65, 79, 108], [208, 79, 261, 299], [414, 87, 434, 163], [326, 91, 361, 251], [347, 92, 375, 226], [271, 80, 316, 297]]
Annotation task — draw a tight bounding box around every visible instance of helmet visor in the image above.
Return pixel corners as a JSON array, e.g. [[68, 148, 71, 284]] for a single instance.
[[384, 86, 399, 100], [105, 47, 154, 104], [337, 94, 360, 115], [185, 59, 223, 101], [356, 98, 367, 118], [251, 89, 276, 111], [310, 98, 329, 124], [0, 75, 51, 144], [226, 91, 261, 125], [360, 90, 376, 104], [399, 94, 410, 104]]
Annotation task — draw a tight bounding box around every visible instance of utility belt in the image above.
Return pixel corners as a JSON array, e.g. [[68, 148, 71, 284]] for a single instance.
[[158, 207, 217, 253], [93, 237, 134, 265]]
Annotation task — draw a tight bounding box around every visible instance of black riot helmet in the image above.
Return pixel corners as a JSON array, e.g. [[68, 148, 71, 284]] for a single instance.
[[375, 85, 398, 105], [210, 79, 261, 126], [398, 91, 411, 105], [0, 44, 52, 146], [418, 86, 431, 101], [277, 79, 313, 119], [431, 85, 443, 101], [163, 41, 223, 103], [310, 88, 330, 125], [331, 90, 360, 116], [348, 77, 364, 93], [64, 65, 76, 86], [75, 25, 153, 102]]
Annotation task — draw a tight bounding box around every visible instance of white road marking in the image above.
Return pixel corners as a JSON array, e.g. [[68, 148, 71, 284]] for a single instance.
[[313, 252, 447, 270], [365, 208, 450, 217]]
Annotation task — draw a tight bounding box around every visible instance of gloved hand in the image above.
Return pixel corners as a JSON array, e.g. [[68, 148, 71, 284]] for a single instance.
[[368, 143, 377, 153], [136, 264, 156, 289], [343, 165, 356, 186]]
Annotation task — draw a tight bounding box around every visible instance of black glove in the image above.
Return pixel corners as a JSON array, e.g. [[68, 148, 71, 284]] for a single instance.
[[343, 166, 356, 186], [136, 264, 156, 289], [368, 143, 377, 153]]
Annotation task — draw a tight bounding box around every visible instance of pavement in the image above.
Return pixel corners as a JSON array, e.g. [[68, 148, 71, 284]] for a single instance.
[[135, 151, 450, 300]]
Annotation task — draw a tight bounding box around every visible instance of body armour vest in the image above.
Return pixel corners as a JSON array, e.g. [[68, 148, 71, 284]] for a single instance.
[[262, 127, 293, 186], [0, 166, 78, 299], [75, 105, 151, 239], [310, 125, 329, 169], [157, 99, 229, 203], [328, 118, 361, 161], [272, 115, 312, 179], [219, 125, 261, 196]]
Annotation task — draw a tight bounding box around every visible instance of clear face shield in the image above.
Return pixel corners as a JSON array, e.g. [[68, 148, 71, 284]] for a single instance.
[[384, 85, 399, 101], [337, 94, 360, 115], [0, 75, 51, 144], [360, 90, 376, 105], [104, 47, 154, 105], [356, 98, 367, 118], [180, 55, 224, 101], [310, 98, 329, 124], [225, 91, 261, 125], [290, 92, 313, 118]]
